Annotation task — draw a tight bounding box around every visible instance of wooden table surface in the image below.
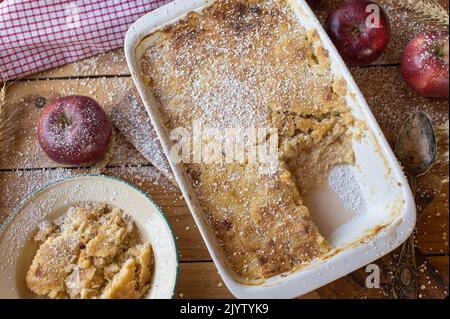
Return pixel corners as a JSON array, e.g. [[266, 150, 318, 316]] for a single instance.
[[1, 0, 448, 299]]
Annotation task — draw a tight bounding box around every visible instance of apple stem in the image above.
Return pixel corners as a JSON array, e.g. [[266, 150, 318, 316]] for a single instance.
[[60, 115, 72, 129], [351, 26, 360, 36]]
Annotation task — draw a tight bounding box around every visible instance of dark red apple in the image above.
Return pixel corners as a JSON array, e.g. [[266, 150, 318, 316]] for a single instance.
[[401, 31, 449, 98], [325, 0, 390, 66], [38, 95, 112, 165]]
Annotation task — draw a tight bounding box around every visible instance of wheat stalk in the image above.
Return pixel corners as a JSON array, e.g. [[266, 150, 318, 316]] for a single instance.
[[436, 119, 449, 164], [434, 119, 449, 184], [397, 0, 449, 26], [0, 81, 22, 151]]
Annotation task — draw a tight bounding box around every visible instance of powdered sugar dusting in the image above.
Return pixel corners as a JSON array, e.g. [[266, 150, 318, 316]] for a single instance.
[[111, 92, 174, 181], [329, 165, 367, 216], [140, 0, 356, 280]]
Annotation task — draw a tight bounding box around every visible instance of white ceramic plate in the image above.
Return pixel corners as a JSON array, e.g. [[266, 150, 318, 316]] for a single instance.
[[0, 174, 178, 299]]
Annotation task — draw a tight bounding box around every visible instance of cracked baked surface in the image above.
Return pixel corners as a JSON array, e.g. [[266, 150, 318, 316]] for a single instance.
[[26, 204, 153, 299], [141, 0, 354, 280]]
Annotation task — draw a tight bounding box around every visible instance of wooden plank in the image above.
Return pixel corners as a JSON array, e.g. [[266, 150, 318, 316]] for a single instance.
[[1, 164, 447, 297], [4, 72, 448, 254], [0, 164, 447, 260], [174, 261, 376, 299], [417, 183, 449, 254], [0, 77, 147, 170], [24, 49, 129, 79], [428, 256, 449, 283], [414, 251, 449, 298], [308, 0, 449, 66], [351, 66, 448, 145], [20, 0, 449, 80], [175, 262, 323, 299], [176, 253, 449, 299], [1, 167, 448, 298], [0, 166, 212, 262], [0, 70, 448, 255], [307, 249, 410, 298], [304, 248, 448, 299], [176, 262, 234, 299], [3, 68, 447, 170]]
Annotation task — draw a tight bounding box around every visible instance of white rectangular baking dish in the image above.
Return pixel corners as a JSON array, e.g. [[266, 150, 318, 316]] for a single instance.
[[124, 0, 416, 298]]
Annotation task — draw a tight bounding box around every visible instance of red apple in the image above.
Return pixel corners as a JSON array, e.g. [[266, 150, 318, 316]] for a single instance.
[[325, 0, 390, 66], [401, 31, 449, 98], [38, 95, 112, 165]]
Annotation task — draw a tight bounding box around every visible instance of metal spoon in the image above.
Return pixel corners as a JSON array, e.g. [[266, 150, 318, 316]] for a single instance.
[[393, 111, 437, 299]]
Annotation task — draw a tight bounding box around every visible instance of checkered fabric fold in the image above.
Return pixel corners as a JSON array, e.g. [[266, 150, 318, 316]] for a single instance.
[[0, 0, 171, 81]]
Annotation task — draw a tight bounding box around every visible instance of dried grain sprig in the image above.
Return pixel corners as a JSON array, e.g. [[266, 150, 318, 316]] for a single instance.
[[433, 119, 449, 184], [91, 128, 117, 174], [397, 0, 449, 26], [436, 119, 449, 164]]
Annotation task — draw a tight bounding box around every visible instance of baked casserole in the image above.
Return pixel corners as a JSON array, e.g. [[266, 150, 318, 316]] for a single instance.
[[141, 0, 355, 281]]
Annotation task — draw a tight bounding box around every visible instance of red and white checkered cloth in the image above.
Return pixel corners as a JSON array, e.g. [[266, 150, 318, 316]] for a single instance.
[[0, 0, 171, 81]]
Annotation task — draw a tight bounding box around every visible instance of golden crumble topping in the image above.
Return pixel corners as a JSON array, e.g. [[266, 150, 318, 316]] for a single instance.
[[26, 204, 154, 299], [141, 0, 355, 280]]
